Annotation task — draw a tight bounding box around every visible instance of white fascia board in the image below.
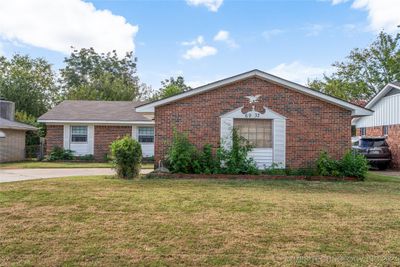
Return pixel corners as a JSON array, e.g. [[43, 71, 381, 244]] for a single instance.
[[365, 83, 400, 109], [135, 72, 257, 113], [135, 69, 373, 116], [37, 120, 154, 125]]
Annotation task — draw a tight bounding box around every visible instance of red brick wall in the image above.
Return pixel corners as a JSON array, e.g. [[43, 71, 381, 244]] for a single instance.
[[362, 125, 400, 168], [93, 125, 132, 161], [45, 125, 63, 154], [155, 77, 352, 168]]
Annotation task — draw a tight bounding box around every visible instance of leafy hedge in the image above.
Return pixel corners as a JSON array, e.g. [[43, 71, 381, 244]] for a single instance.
[[165, 129, 369, 180], [166, 128, 258, 175], [48, 146, 74, 161], [316, 151, 369, 180]]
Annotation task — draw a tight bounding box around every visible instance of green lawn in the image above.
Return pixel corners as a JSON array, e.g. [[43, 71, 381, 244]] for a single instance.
[[0, 173, 399, 266], [0, 160, 154, 169]]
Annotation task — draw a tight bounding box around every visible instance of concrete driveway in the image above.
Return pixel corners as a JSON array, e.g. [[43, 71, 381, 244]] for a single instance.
[[0, 168, 152, 183]]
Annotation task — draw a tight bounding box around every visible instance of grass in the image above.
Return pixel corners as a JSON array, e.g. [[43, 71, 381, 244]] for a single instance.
[[0, 173, 399, 266], [0, 160, 154, 169]]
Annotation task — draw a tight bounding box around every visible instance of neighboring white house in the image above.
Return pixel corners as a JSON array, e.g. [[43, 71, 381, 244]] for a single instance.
[[354, 82, 400, 167]]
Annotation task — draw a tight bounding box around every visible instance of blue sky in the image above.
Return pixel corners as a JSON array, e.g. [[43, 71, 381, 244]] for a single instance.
[[0, 0, 398, 90]]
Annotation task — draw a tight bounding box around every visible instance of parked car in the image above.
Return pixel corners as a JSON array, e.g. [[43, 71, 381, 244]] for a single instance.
[[352, 136, 392, 170]]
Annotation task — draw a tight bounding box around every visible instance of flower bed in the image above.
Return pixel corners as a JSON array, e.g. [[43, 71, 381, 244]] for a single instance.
[[146, 172, 358, 181]]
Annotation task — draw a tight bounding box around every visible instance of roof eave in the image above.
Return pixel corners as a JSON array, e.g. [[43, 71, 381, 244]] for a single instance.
[[0, 126, 37, 131], [37, 119, 154, 125], [365, 83, 400, 109], [135, 69, 373, 116]]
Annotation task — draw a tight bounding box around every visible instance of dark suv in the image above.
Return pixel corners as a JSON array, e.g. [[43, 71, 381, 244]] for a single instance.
[[352, 137, 392, 170]]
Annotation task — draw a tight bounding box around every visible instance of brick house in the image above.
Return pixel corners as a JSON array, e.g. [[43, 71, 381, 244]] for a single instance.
[[354, 82, 400, 168], [136, 70, 371, 169], [39, 70, 371, 167], [38, 101, 154, 161]]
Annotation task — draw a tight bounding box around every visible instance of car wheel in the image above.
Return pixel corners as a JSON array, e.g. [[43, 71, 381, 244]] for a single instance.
[[378, 163, 389, 170]]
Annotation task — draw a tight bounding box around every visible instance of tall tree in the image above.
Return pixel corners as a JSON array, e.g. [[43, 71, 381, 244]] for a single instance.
[[0, 54, 59, 117], [309, 30, 400, 101], [60, 48, 147, 101], [152, 76, 191, 100]]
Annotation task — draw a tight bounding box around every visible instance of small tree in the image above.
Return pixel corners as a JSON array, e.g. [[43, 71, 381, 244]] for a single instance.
[[110, 136, 142, 179]]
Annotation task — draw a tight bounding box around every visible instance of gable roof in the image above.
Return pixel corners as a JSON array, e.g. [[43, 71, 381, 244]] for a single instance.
[[38, 100, 153, 124], [0, 118, 37, 131], [365, 82, 400, 109], [135, 69, 372, 116]]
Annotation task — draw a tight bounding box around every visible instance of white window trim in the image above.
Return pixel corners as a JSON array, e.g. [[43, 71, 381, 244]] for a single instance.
[[137, 126, 154, 144], [70, 125, 88, 144], [220, 106, 286, 168]]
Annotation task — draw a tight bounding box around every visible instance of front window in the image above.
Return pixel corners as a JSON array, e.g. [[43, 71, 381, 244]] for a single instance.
[[360, 128, 366, 136], [138, 127, 154, 143], [71, 126, 88, 143], [234, 119, 272, 148]]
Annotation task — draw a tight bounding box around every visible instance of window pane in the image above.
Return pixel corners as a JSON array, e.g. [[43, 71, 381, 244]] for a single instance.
[[71, 126, 88, 143], [234, 119, 272, 148], [138, 127, 154, 143]]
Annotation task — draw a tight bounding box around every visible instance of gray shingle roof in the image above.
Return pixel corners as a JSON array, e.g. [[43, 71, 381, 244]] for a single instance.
[[38, 100, 151, 122], [0, 118, 37, 131]]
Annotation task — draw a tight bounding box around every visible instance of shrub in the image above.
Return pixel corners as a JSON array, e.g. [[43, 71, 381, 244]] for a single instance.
[[193, 144, 218, 174], [217, 128, 259, 175], [339, 150, 369, 180], [48, 146, 74, 161], [166, 130, 198, 173], [110, 136, 142, 179], [316, 151, 340, 177], [316, 150, 369, 180]]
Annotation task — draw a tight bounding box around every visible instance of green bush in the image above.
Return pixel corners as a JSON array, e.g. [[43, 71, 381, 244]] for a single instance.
[[166, 130, 198, 173], [110, 136, 142, 179], [316, 150, 369, 180], [216, 128, 259, 175], [193, 144, 218, 174], [166, 128, 258, 175], [339, 150, 369, 180], [316, 151, 340, 177], [48, 146, 74, 161]]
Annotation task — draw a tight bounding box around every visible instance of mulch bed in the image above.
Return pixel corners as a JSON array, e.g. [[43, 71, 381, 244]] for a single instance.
[[146, 172, 358, 181]]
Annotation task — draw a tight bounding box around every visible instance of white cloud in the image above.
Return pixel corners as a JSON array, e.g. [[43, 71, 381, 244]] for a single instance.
[[186, 0, 223, 12], [331, 0, 400, 33], [213, 30, 238, 48], [331, 0, 350, 4], [262, 29, 285, 40], [183, 45, 217, 60], [0, 0, 138, 55], [214, 30, 229, 41], [181, 36, 205, 46], [268, 61, 332, 85], [303, 24, 327, 36]]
